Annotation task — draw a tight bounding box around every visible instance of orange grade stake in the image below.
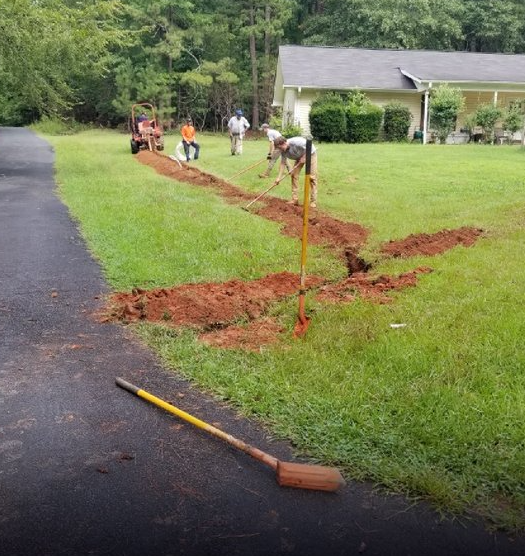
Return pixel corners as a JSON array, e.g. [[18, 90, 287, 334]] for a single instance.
[[293, 138, 313, 338]]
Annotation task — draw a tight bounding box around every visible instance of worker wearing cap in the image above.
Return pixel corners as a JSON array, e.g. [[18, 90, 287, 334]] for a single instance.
[[258, 123, 291, 178], [181, 117, 200, 162], [227, 109, 250, 155], [273, 136, 318, 208]]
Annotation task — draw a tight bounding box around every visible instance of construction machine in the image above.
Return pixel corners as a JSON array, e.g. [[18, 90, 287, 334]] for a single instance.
[[130, 103, 164, 154]]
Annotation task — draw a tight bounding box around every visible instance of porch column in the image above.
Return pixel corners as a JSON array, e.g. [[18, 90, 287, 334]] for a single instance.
[[422, 88, 430, 144]]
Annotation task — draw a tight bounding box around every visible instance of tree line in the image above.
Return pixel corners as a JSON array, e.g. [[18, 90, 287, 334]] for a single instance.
[[2, 0, 525, 128]]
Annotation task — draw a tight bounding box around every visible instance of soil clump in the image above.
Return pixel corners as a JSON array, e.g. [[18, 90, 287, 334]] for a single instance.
[[198, 318, 285, 352], [317, 267, 433, 304], [105, 272, 324, 328], [381, 228, 484, 258]]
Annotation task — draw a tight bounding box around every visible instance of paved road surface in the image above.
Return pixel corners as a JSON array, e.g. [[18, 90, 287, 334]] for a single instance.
[[0, 127, 523, 556]]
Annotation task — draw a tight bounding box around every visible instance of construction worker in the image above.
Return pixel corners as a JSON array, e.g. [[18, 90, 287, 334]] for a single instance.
[[227, 109, 250, 155], [259, 123, 290, 178], [181, 117, 200, 162], [273, 136, 318, 208]]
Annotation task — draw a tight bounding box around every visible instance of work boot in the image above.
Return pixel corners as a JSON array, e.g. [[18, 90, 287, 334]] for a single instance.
[[287, 198, 299, 206], [310, 202, 317, 208], [259, 172, 269, 178]]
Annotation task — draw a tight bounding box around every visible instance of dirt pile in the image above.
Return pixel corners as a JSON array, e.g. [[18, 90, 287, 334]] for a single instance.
[[317, 267, 433, 304], [104, 272, 324, 328], [198, 318, 285, 352], [105, 152, 484, 350], [381, 228, 483, 258]]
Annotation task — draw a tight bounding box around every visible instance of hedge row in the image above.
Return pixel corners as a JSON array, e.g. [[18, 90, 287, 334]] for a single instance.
[[308, 94, 412, 143]]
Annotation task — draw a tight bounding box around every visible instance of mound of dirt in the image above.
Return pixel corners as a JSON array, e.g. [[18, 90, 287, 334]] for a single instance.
[[198, 318, 285, 352], [381, 228, 484, 258], [104, 272, 324, 328], [316, 267, 433, 304]]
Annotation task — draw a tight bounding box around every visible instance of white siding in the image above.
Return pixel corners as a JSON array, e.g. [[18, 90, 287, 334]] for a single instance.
[[366, 91, 422, 137], [295, 91, 317, 134], [283, 88, 297, 127]]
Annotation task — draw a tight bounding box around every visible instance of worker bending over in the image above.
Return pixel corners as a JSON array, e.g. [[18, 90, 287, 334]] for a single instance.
[[273, 136, 317, 208], [259, 123, 291, 178]]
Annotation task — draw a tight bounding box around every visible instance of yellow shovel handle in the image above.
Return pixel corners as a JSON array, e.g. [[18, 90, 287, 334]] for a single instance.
[[116, 378, 279, 470]]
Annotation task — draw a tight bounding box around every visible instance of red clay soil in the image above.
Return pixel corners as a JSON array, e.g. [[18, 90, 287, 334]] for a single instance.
[[104, 272, 324, 328], [198, 318, 285, 352], [137, 151, 369, 255], [316, 267, 433, 304], [104, 152, 484, 350], [380, 227, 484, 258]]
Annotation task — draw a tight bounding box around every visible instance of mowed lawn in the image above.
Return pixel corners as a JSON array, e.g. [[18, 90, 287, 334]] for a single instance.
[[47, 129, 525, 531]]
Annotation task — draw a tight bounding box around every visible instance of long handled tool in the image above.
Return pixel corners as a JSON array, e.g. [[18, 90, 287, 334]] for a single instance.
[[116, 377, 345, 492], [243, 162, 301, 210], [168, 154, 182, 168], [227, 158, 267, 181], [293, 139, 313, 338]]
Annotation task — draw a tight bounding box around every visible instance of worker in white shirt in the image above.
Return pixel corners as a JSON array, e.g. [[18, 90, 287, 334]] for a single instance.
[[227, 109, 250, 155]]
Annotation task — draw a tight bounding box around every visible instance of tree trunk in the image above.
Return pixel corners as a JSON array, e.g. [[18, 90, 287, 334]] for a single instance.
[[249, 6, 259, 128], [264, 4, 270, 57]]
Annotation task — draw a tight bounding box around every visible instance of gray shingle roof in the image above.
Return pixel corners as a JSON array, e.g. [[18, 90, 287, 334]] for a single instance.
[[279, 45, 525, 90]]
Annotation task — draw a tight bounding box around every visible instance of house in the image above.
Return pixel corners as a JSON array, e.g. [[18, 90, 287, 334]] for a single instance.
[[273, 45, 525, 143]]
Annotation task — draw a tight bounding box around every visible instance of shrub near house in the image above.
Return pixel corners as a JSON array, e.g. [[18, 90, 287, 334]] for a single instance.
[[383, 102, 412, 142], [309, 93, 347, 142], [429, 84, 465, 144], [309, 92, 383, 143], [345, 91, 383, 143]]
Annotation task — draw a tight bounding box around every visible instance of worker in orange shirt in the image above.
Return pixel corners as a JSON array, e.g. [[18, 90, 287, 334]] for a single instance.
[[181, 117, 200, 162]]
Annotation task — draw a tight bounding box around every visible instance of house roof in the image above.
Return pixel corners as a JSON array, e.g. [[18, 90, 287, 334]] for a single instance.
[[279, 45, 525, 90]]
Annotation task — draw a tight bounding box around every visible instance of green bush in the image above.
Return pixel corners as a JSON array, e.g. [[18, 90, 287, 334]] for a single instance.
[[310, 92, 345, 110], [502, 103, 524, 142], [309, 93, 347, 142], [474, 103, 503, 143], [345, 104, 383, 143], [269, 109, 303, 137], [383, 102, 412, 142], [429, 84, 465, 143]]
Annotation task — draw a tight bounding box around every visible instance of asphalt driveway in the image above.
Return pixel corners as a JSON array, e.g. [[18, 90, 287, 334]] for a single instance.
[[0, 127, 523, 556]]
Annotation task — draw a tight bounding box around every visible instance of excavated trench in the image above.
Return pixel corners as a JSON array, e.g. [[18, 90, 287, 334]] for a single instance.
[[103, 151, 484, 350]]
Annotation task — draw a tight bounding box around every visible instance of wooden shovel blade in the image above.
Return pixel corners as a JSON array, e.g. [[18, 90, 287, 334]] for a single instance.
[[276, 461, 346, 492]]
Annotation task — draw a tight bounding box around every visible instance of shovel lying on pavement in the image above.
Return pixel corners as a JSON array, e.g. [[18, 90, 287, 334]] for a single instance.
[[116, 377, 345, 492], [243, 162, 301, 211]]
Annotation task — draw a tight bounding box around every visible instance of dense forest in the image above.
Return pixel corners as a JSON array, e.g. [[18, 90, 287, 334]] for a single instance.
[[1, 0, 525, 128]]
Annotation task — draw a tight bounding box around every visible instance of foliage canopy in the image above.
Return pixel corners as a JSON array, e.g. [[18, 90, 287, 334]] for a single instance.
[[2, 0, 525, 126]]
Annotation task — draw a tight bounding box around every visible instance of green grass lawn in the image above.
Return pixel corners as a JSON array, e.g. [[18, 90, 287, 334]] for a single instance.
[[46, 129, 525, 531]]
